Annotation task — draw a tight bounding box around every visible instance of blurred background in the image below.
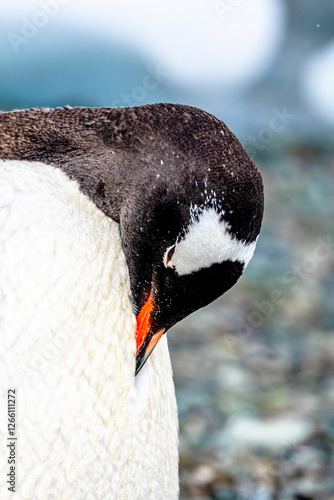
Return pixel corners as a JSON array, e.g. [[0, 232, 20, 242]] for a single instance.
[[1, 1, 333, 498]]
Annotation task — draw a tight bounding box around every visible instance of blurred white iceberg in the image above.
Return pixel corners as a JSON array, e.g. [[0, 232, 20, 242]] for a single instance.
[[303, 40, 334, 127], [1, 0, 286, 87]]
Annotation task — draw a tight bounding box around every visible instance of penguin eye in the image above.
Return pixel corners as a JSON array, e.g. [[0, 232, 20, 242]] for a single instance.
[[164, 245, 176, 266]]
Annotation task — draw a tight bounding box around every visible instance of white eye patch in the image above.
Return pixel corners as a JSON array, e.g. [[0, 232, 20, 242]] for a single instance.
[[163, 208, 257, 276]]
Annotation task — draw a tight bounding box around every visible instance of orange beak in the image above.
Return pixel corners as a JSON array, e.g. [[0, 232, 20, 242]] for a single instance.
[[135, 291, 165, 375]]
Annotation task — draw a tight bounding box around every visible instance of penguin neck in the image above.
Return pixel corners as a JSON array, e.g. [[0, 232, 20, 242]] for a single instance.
[[0, 107, 138, 223], [0, 160, 179, 499]]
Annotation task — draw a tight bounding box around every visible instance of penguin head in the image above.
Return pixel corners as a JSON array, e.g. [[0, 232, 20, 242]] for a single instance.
[[118, 106, 264, 374]]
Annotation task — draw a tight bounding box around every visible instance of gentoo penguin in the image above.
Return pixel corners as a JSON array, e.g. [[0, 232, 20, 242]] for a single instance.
[[0, 103, 263, 500]]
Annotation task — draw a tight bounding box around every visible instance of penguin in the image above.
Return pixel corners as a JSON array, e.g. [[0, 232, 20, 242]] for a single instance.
[[0, 103, 263, 499]]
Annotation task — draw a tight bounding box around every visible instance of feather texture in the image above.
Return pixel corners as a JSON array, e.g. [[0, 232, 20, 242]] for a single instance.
[[0, 160, 178, 500]]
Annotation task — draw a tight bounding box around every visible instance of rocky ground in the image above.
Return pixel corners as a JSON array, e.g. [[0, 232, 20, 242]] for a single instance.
[[169, 142, 334, 500]]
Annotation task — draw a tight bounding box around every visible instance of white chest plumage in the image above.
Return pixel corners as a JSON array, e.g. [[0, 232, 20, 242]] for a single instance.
[[0, 161, 178, 500]]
